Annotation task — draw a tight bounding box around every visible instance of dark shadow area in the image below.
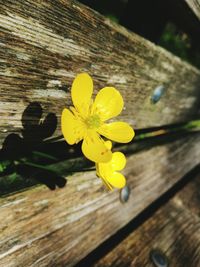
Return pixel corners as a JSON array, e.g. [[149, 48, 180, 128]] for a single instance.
[[1, 101, 200, 196], [0, 102, 84, 195], [21, 102, 57, 146], [79, 0, 127, 22], [121, 0, 200, 68], [78, 0, 200, 69], [16, 164, 66, 191], [0, 102, 58, 161], [121, 0, 170, 43], [76, 164, 200, 267], [134, 121, 194, 135], [118, 129, 200, 156]]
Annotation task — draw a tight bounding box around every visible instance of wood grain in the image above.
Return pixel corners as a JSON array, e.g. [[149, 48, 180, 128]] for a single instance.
[[92, 173, 200, 267], [1, 0, 200, 148], [0, 134, 200, 267]]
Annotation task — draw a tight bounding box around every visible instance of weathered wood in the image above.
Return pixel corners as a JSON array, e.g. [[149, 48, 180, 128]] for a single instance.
[[175, 168, 200, 216], [1, 0, 200, 149], [91, 172, 200, 267], [0, 134, 200, 266]]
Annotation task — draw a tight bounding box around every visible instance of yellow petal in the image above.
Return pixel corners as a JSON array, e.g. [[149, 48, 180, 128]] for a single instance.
[[97, 173, 113, 191], [97, 161, 113, 190], [95, 163, 100, 177], [111, 152, 126, 171], [101, 178, 113, 191], [92, 87, 124, 121], [71, 73, 93, 116], [82, 131, 112, 163], [98, 122, 135, 143], [104, 140, 112, 150], [106, 172, 126, 189], [61, 108, 85, 145], [97, 151, 126, 189]]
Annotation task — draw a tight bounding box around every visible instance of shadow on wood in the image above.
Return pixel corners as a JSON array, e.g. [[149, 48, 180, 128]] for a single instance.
[[0, 102, 68, 192]]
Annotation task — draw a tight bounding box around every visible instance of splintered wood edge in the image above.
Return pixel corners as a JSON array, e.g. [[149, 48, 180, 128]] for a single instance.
[[0, 0, 200, 148], [0, 134, 200, 266], [92, 172, 200, 267]]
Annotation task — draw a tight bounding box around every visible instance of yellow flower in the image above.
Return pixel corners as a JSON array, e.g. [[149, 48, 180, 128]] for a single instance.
[[96, 141, 126, 190], [61, 73, 134, 163]]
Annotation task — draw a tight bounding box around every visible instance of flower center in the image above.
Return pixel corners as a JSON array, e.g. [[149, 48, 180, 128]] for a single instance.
[[86, 114, 101, 129]]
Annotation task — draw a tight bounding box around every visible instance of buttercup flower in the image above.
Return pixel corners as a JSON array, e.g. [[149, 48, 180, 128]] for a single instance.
[[96, 141, 126, 190], [61, 73, 134, 163]]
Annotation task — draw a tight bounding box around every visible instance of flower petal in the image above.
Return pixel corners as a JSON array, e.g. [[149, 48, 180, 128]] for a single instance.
[[92, 87, 124, 121], [82, 131, 112, 163], [97, 161, 113, 190], [107, 172, 126, 189], [98, 122, 135, 143], [71, 73, 93, 116], [97, 172, 113, 191], [111, 152, 126, 171], [61, 108, 85, 145], [104, 140, 112, 150]]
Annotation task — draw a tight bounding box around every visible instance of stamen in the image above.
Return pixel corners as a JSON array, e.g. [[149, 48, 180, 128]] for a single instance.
[[85, 114, 101, 129]]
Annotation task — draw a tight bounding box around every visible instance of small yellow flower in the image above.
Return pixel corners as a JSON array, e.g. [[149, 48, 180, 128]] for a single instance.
[[61, 73, 134, 163], [96, 141, 126, 190]]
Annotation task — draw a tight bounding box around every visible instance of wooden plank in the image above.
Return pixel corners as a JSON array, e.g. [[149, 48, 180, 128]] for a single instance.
[[175, 168, 200, 216], [1, 0, 200, 149], [0, 134, 200, 266], [90, 173, 200, 267]]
